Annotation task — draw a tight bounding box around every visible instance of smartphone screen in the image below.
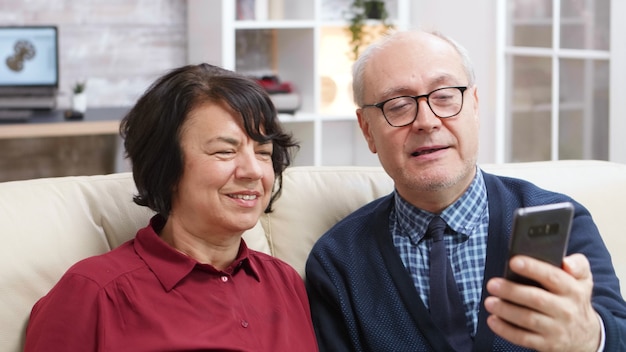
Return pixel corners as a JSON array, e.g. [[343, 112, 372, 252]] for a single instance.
[[504, 202, 574, 287]]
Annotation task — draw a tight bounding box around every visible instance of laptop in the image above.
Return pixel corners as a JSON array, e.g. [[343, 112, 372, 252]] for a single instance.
[[0, 25, 59, 120]]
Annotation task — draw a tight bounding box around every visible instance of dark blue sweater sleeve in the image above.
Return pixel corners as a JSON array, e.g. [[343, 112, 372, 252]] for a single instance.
[[306, 251, 356, 352], [566, 204, 626, 351]]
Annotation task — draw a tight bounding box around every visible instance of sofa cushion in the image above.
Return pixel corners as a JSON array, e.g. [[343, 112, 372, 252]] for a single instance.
[[266, 166, 394, 276]]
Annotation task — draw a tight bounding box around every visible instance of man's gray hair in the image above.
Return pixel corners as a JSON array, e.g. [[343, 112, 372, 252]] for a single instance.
[[351, 30, 476, 107]]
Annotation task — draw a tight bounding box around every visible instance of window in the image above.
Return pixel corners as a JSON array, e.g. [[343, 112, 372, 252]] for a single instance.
[[498, 0, 612, 162]]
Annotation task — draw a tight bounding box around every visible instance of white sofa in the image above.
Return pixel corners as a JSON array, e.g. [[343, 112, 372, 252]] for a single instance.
[[1, 160, 625, 351]]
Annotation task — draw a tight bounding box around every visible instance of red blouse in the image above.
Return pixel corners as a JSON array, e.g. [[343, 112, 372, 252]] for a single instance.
[[25, 216, 318, 352]]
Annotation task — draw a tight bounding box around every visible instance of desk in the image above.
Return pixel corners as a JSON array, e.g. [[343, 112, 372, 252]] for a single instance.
[[0, 107, 131, 181], [0, 107, 129, 139]]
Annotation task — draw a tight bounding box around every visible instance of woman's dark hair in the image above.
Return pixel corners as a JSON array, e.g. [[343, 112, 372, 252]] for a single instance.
[[119, 63, 298, 216]]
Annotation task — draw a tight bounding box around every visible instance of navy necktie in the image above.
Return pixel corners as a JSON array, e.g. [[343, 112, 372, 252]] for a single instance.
[[427, 216, 473, 351]]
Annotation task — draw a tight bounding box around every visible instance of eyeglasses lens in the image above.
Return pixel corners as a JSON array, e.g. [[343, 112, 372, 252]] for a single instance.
[[383, 87, 463, 126]]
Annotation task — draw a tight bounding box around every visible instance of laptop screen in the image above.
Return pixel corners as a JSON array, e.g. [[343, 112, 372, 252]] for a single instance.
[[0, 26, 58, 91]]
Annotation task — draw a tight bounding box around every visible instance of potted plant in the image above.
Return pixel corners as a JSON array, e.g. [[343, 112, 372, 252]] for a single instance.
[[363, 0, 386, 19], [71, 80, 87, 114], [345, 0, 394, 61]]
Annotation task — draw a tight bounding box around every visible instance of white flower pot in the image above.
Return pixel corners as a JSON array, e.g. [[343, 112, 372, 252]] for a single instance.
[[72, 93, 87, 113]]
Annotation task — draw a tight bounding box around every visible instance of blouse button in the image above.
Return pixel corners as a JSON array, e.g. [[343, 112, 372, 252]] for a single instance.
[[220, 276, 228, 282], [241, 320, 249, 328]]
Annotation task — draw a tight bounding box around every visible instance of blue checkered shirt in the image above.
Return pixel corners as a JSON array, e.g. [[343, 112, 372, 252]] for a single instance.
[[391, 168, 489, 336]]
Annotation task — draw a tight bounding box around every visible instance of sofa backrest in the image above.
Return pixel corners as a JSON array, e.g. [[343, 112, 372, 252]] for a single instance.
[[481, 160, 626, 286], [0, 160, 625, 351], [270, 161, 626, 283], [265, 166, 394, 275]]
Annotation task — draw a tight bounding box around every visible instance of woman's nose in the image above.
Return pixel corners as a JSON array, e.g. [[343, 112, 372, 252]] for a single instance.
[[235, 149, 264, 180]]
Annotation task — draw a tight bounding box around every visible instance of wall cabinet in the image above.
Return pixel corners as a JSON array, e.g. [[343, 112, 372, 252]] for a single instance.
[[187, 0, 409, 166]]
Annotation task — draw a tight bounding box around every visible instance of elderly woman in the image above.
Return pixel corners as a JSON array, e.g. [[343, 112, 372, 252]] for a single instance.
[[24, 63, 318, 351]]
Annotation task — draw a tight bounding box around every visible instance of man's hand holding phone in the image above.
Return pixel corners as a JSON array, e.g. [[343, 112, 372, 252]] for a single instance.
[[483, 202, 603, 351], [503, 202, 574, 286]]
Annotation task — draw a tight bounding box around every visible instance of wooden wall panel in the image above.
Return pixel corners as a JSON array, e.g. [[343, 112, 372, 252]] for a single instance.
[[0, 135, 117, 182]]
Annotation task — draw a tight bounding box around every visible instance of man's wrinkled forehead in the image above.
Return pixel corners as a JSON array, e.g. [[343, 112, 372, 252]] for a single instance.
[[364, 35, 466, 88], [374, 32, 458, 62]]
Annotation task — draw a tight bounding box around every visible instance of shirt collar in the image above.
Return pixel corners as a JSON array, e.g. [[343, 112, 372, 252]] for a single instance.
[[394, 167, 488, 244], [133, 214, 261, 292]]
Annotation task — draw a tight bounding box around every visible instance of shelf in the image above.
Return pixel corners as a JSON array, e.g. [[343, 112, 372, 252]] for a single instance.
[[234, 20, 316, 29], [188, 0, 408, 166], [278, 113, 316, 123], [278, 113, 357, 123], [0, 107, 128, 140]]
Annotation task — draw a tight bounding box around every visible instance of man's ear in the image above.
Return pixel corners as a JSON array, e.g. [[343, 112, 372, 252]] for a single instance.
[[357, 109, 377, 154], [471, 85, 480, 116]]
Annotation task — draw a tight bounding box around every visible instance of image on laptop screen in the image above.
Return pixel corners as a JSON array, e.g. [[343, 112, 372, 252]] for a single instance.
[[0, 26, 58, 92]]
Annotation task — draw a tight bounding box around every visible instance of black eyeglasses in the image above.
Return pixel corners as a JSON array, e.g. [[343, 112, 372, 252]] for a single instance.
[[361, 86, 468, 127]]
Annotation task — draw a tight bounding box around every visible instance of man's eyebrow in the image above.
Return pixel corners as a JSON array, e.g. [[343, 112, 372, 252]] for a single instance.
[[380, 75, 463, 98], [379, 86, 411, 98], [429, 74, 459, 86]]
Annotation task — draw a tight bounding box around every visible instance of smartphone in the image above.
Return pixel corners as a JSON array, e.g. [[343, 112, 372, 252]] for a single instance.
[[504, 202, 574, 287]]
